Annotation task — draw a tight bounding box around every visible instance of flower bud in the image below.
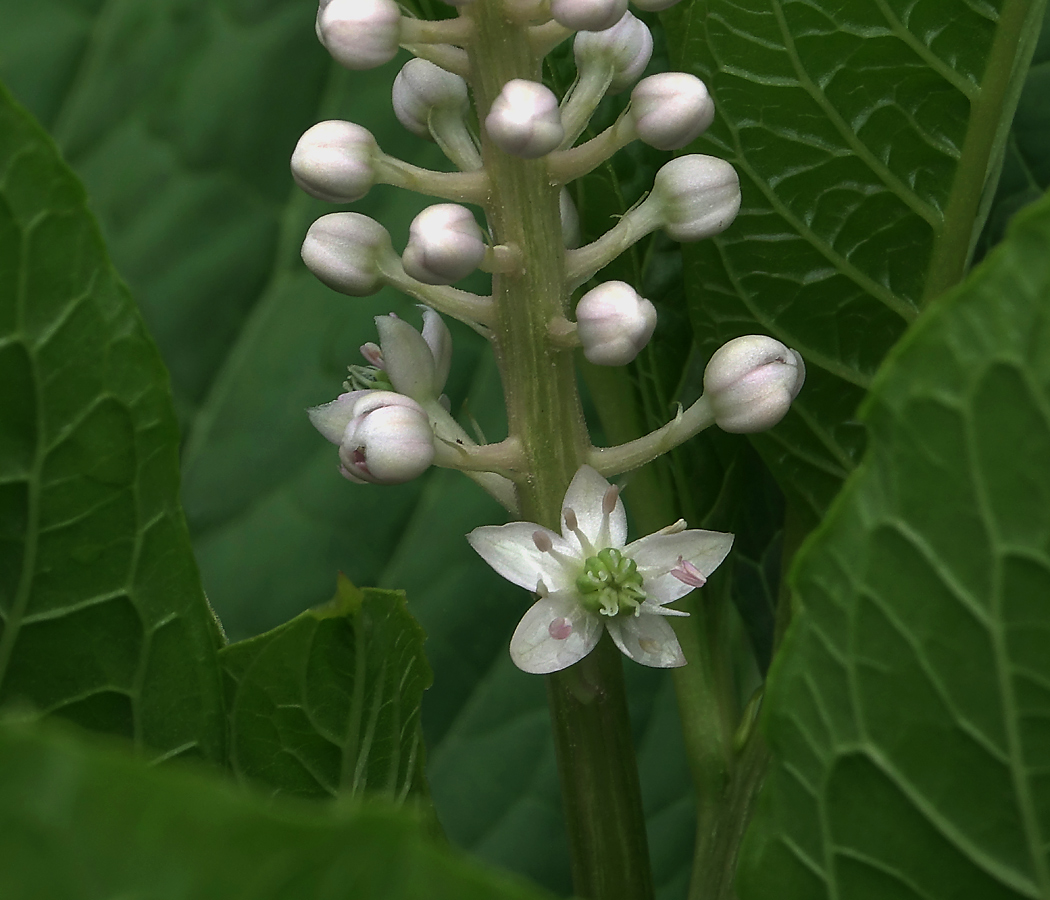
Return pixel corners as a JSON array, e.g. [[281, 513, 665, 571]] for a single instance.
[[338, 392, 435, 484], [484, 79, 564, 159], [575, 281, 657, 366], [301, 212, 392, 296], [316, 0, 401, 71], [291, 121, 378, 202], [551, 0, 628, 32], [650, 155, 741, 242], [630, 73, 715, 150], [402, 204, 487, 285], [573, 12, 653, 93], [560, 188, 581, 249], [392, 59, 471, 139], [703, 335, 805, 433]]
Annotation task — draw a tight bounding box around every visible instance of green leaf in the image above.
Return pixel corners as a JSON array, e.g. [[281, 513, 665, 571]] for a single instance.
[[0, 82, 225, 760], [221, 574, 432, 802], [0, 720, 556, 900], [737, 189, 1050, 898], [976, 4, 1050, 257], [667, 0, 1048, 526]]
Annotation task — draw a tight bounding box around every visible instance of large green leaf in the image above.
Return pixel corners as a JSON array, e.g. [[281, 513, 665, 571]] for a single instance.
[[0, 720, 555, 900], [738, 189, 1050, 898], [221, 575, 431, 802], [0, 3, 699, 895], [668, 0, 1047, 526], [0, 83, 225, 760]]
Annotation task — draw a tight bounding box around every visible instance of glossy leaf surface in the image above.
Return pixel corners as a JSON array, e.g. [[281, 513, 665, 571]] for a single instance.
[[738, 188, 1050, 900]]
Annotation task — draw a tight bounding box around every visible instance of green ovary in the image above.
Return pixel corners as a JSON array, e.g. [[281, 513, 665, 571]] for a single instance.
[[576, 548, 647, 617]]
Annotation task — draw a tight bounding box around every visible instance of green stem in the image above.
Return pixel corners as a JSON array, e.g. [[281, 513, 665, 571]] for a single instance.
[[466, 4, 655, 898]]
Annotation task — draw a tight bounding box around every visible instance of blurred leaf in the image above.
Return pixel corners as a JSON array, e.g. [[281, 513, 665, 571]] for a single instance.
[[0, 3, 700, 896], [668, 0, 1048, 526], [0, 83, 224, 759], [221, 575, 431, 802], [0, 720, 556, 900], [738, 187, 1050, 899], [975, 4, 1050, 257]]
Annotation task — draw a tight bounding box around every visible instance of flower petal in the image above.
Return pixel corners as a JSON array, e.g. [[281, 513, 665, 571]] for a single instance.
[[467, 522, 576, 593], [560, 465, 627, 552], [420, 306, 452, 394], [375, 313, 437, 401], [605, 614, 686, 668], [510, 592, 603, 674], [626, 529, 734, 603], [307, 390, 372, 444]]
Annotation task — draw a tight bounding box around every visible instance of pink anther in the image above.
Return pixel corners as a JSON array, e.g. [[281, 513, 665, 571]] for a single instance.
[[670, 556, 707, 588], [548, 617, 573, 640]]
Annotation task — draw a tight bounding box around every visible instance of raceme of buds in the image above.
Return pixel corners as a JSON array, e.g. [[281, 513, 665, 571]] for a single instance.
[[392, 59, 470, 139], [629, 73, 715, 151], [302, 213, 393, 296], [309, 390, 436, 484], [402, 204, 487, 284], [573, 12, 653, 93], [291, 120, 378, 202], [551, 0, 628, 32], [650, 155, 741, 242], [316, 0, 401, 71], [485, 80, 565, 158], [703, 335, 806, 433], [575, 281, 657, 365]]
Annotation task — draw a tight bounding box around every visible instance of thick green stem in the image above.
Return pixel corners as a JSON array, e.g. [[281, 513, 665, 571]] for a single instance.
[[466, 4, 655, 898]]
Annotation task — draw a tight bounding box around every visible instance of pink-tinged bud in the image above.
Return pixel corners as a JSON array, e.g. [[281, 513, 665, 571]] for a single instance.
[[551, 0, 628, 31], [337, 391, 435, 484], [573, 12, 653, 93], [560, 188, 581, 249], [485, 80, 564, 159], [402, 204, 487, 285], [651, 155, 741, 242], [301, 212, 392, 296], [392, 59, 471, 139], [703, 335, 805, 433], [630, 0, 683, 9], [317, 0, 401, 71], [630, 73, 715, 150], [291, 121, 378, 202], [575, 281, 658, 366]]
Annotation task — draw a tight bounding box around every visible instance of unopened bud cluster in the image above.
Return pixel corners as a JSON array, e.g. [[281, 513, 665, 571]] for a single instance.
[[295, 0, 804, 492]]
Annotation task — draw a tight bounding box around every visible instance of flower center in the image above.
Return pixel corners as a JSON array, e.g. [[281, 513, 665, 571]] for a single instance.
[[576, 548, 646, 617]]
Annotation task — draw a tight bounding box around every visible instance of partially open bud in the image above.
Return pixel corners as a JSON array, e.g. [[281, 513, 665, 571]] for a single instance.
[[484, 79, 564, 158], [575, 281, 657, 365], [392, 59, 471, 139], [703, 335, 805, 433], [336, 392, 436, 484], [630, 73, 715, 150], [317, 0, 401, 71], [551, 0, 628, 31], [402, 204, 487, 284], [650, 155, 741, 241], [291, 121, 378, 202], [302, 212, 393, 296], [573, 12, 653, 93]]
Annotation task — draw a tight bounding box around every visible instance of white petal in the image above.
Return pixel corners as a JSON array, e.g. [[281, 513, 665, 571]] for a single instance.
[[560, 465, 627, 552], [605, 614, 686, 668], [467, 522, 577, 593], [375, 314, 437, 401], [420, 306, 452, 394], [307, 391, 371, 444], [510, 593, 603, 674], [626, 529, 734, 603]]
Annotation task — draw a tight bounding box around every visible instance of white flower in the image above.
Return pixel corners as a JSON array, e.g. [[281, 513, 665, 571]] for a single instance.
[[468, 466, 733, 674]]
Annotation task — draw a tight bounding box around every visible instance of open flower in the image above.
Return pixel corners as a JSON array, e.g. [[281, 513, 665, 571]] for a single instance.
[[468, 466, 733, 674]]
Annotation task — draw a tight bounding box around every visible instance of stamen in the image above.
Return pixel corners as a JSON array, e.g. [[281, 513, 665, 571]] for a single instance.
[[535, 528, 586, 576], [671, 556, 707, 588], [595, 485, 620, 548], [548, 617, 573, 640], [563, 506, 595, 556], [533, 530, 553, 553], [656, 518, 688, 536], [360, 342, 384, 368]]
